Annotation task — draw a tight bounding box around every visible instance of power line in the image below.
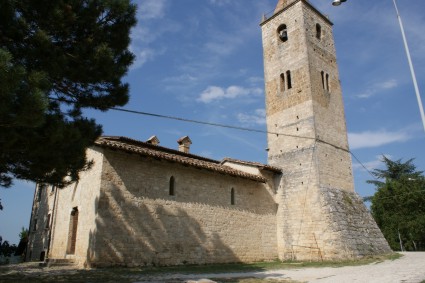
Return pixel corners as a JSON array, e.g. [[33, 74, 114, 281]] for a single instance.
[[111, 107, 316, 141], [49, 97, 376, 180], [350, 152, 378, 180], [111, 107, 378, 179]]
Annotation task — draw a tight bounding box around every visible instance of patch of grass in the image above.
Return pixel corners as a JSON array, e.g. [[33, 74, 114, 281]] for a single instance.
[[126, 253, 401, 275]]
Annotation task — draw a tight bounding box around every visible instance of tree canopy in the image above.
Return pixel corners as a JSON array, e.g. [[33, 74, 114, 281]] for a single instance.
[[367, 156, 425, 251], [0, 0, 137, 188]]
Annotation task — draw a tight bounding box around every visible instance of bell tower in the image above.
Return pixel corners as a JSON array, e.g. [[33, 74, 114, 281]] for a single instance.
[[261, 0, 391, 260]]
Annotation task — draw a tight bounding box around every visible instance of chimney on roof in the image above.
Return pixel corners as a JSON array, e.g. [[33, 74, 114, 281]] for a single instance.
[[146, 135, 160, 146], [177, 136, 192, 154]]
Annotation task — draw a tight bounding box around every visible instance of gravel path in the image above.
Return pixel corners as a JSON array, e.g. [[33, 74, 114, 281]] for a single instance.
[[149, 252, 425, 283], [1, 252, 424, 282]]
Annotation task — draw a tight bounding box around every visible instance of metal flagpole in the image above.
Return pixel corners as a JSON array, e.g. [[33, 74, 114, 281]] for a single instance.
[[393, 0, 425, 135]]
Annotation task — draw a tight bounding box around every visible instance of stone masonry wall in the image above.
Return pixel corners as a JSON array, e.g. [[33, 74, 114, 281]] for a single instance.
[[47, 148, 104, 267], [262, 0, 391, 260], [318, 187, 392, 258], [26, 184, 54, 261], [89, 149, 277, 267]]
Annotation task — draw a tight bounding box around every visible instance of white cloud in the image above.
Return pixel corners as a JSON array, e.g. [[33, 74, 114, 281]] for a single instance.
[[137, 0, 166, 20], [204, 33, 243, 56], [129, 48, 157, 70], [352, 155, 392, 172], [357, 79, 398, 99], [208, 0, 232, 6], [348, 129, 410, 150], [237, 109, 266, 126], [162, 74, 198, 84], [197, 86, 262, 103], [129, 0, 177, 71], [247, 76, 264, 85]]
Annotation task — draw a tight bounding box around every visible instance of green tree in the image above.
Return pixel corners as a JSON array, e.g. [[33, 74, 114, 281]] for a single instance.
[[367, 156, 425, 251], [0, 0, 136, 188], [15, 227, 29, 257]]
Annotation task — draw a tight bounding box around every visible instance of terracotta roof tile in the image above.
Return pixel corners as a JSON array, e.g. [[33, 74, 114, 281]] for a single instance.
[[96, 136, 267, 183], [221, 158, 282, 173]]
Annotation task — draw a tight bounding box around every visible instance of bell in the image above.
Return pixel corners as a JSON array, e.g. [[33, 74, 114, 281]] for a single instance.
[[332, 0, 347, 6], [279, 29, 288, 41]]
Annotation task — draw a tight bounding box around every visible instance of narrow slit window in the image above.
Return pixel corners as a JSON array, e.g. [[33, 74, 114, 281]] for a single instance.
[[316, 23, 322, 40], [37, 185, 43, 202], [326, 73, 330, 91], [321, 71, 325, 89], [231, 188, 235, 205], [169, 176, 175, 196], [46, 214, 51, 229], [286, 70, 292, 89], [280, 73, 285, 93]]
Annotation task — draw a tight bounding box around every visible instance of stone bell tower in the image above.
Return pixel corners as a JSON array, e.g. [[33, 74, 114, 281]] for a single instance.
[[261, 0, 391, 260]]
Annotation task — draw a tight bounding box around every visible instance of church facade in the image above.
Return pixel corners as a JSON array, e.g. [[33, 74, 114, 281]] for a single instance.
[[26, 0, 391, 267]]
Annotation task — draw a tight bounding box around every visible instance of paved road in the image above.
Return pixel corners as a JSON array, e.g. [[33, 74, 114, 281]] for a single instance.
[[166, 252, 425, 283]]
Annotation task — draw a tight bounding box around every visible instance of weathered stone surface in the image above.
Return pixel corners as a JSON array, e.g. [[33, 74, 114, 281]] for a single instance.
[[261, 0, 391, 260]]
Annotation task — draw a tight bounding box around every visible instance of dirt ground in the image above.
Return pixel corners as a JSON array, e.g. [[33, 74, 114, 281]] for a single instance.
[[0, 252, 424, 282]]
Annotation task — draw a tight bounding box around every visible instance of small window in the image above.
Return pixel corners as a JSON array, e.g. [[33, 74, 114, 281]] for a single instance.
[[321, 71, 325, 89], [277, 24, 288, 42], [169, 176, 175, 196], [326, 73, 330, 91], [67, 207, 79, 254], [33, 219, 38, 231], [46, 214, 51, 229], [279, 73, 285, 93], [286, 70, 292, 89], [316, 23, 322, 40], [37, 185, 43, 202], [230, 188, 235, 205]]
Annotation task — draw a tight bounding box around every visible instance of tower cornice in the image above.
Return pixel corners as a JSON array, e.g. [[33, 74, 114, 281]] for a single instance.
[[260, 0, 333, 27]]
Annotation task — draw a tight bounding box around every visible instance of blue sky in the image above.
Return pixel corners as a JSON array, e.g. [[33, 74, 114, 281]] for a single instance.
[[1, 0, 424, 245]]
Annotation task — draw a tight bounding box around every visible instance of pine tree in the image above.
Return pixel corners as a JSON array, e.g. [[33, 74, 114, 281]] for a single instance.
[[0, 0, 136, 187], [367, 156, 425, 251]]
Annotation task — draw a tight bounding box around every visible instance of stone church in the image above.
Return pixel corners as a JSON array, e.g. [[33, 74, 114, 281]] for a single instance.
[[27, 0, 391, 267]]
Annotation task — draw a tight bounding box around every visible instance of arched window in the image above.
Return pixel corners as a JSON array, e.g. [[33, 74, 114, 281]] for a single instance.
[[67, 207, 79, 254], [169, 176, 175, 196], [316, 23, 322, 40], [286, 70, 292, 89], [231, 188, 235, 205], [280, 73, 285, 94], [277, 24, 288, 42]]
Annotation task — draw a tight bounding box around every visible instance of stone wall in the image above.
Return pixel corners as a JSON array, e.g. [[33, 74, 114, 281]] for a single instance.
[[89, 148, 277, 267], [47, 148, 104, 267], [26, 184, 53, 261], [261, 0, 391, 260]]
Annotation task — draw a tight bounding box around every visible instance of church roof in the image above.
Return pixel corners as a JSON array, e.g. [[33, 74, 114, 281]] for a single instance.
[[221, 158, 282, 173], [96, 136, 269, 183]]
